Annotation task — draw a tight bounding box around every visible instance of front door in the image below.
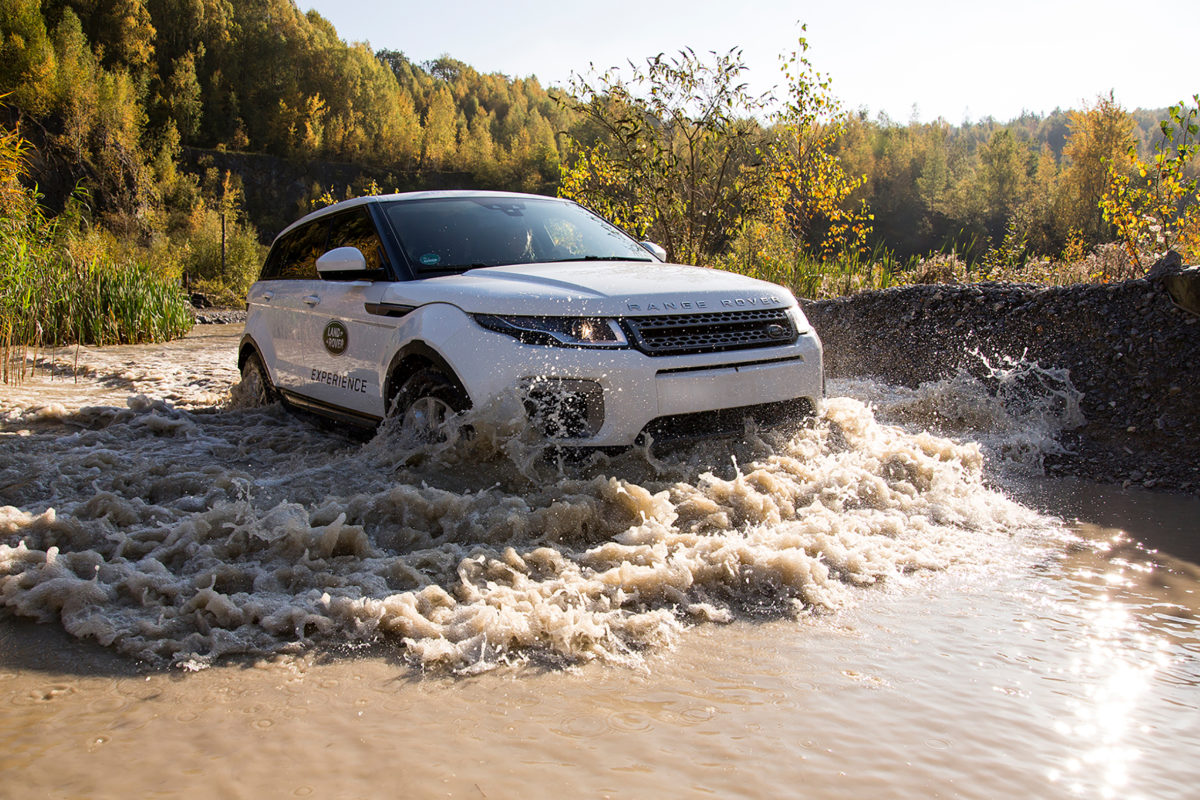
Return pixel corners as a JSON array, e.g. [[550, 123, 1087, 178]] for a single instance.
[[296, 207, 397, 419]]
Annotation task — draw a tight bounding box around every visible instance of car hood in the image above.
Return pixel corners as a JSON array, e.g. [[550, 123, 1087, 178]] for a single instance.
[[380, 261, 799, 318]]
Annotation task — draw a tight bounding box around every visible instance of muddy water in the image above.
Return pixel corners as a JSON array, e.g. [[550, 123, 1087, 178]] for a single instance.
[[1, 329, 1197, 798]]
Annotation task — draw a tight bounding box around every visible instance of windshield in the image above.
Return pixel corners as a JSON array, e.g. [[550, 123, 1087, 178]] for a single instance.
[[382, 197, 654, 274]]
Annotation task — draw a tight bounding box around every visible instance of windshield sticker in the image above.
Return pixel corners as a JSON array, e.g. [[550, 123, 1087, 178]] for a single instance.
[[323, 320, 348, 355], [419, 253, 441, 266]]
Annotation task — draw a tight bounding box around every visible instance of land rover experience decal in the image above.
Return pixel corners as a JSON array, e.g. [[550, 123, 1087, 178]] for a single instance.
[[323, 320, 348, 355]]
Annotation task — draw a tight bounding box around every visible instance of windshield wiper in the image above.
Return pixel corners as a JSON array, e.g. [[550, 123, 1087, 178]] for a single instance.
[[449, 256, 654, 272], [554, 255, 653, 263]]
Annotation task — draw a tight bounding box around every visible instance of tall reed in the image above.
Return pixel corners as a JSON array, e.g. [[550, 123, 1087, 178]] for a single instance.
[[1, 183, 193, 384]]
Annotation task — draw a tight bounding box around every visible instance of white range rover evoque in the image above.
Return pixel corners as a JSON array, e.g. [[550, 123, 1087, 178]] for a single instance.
[[238, 190, 824, 446]]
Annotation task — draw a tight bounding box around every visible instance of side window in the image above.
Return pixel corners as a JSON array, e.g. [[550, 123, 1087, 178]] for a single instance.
[[324, 208, 388, 276], [261, 221, 327, 281], [259, 237, 286, 281]]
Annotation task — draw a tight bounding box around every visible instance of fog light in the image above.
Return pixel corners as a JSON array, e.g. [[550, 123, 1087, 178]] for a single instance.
[[522, 378, 604, 438]]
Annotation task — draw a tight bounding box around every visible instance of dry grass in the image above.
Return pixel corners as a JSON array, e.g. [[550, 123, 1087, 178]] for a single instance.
[[894, 243, 1153, 288]]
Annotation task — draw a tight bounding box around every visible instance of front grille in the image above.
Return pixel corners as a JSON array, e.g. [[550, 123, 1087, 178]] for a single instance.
[[624, 309, 797, 356]]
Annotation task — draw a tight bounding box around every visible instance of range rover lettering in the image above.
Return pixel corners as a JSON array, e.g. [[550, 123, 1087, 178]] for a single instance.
[[238, 191, 824, 445]]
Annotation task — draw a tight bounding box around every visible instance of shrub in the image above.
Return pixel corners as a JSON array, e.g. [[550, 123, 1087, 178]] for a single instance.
[[167, 204, 265, 303], [1101, 97, 1200, 269], [712, 220, 897, 299]]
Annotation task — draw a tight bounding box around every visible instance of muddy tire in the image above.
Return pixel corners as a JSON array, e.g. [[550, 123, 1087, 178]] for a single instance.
[[389, 368, 469, 441], [238, 351, 278, 407]]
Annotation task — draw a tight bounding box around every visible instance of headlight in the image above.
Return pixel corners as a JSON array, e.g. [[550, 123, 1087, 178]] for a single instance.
[[785, 304, 811, 334], [473, 314, 628, 348]]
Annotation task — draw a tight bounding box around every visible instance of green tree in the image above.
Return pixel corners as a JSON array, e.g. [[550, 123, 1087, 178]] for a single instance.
[[50, 10, 100, 163], [164, 48, 202, 140], [977, 129, 1032, 236]]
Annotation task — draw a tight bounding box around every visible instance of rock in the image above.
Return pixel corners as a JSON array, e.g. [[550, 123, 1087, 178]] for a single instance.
[[1162, 266, 1200, 317], [1145, 250, 1184, 281], [193, 309, 247, 325]]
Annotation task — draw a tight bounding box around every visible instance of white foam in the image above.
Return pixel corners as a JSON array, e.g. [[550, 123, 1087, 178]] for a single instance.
[[0, 332, 1065, 672]]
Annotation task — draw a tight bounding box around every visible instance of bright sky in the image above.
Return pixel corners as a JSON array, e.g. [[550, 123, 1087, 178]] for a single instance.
[[302, 0, 1199, 122]]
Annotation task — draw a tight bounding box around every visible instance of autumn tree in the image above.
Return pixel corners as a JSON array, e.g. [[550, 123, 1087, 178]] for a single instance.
[[558, 47, 777, 263], [558, 37, 868, 265], [1057, 94, 1135, 244], [421, 85, 458, 169], [0, 0, 57, 116], [764, 37, 871, 259]]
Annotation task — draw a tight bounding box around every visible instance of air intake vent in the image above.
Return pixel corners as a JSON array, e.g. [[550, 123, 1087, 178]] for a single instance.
[[624, 309, 797, 356]]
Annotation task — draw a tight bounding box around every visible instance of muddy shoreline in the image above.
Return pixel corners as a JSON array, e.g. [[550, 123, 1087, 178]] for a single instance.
[[804, 270, 1200, 495]]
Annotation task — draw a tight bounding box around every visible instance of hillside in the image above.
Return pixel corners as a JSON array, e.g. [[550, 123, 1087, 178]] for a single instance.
[[1, 1, 1184, 254]]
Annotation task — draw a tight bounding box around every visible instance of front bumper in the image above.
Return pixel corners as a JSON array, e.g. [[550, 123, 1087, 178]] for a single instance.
[[444, 318, 824, 446]]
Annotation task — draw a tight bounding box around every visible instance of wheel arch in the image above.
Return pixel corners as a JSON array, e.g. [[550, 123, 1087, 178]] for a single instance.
[[383, 341, 472, 413], [238, 334, 264, 372]]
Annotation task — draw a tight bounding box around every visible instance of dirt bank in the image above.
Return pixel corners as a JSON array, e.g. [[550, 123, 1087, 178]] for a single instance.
[[804, 267, 1200, 495]]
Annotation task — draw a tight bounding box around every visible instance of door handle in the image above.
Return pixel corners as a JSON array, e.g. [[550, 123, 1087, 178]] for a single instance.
[[303, 295, 320, 306], [260, 291, 274, 301]]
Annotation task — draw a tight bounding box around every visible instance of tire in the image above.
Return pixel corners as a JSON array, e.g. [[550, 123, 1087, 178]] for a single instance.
[[389, 368, 469, 441], [238, 351, 278, 407]]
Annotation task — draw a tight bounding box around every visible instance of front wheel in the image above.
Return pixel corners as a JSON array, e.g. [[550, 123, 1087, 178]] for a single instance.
[[389, 368, 469, 441]]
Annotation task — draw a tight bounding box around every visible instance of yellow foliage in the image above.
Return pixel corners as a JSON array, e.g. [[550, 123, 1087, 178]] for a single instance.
[[0, 113, 30, 215], [1100, 96, 1200, 270], [1060, 227, 1088, 265], [1059, 95, 1135, 243]]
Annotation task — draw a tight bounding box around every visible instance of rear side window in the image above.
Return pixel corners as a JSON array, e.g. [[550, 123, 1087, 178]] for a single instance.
[[260, 221, 328, 280]]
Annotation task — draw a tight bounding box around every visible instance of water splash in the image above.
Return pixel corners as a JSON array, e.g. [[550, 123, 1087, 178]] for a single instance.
[[0, 333, 1075, 672], [836, 350, 1084, 474]]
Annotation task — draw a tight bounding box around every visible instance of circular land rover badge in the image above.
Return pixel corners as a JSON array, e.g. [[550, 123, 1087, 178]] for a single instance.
[[323, 320, 348, 355]]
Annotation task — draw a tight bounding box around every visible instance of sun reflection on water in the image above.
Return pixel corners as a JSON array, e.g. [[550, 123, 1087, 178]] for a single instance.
[[1041, 526, 1187, 799]]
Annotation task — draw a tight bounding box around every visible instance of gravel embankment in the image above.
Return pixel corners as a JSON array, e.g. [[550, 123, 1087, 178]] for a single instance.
[[804, 267, 1200, 495]]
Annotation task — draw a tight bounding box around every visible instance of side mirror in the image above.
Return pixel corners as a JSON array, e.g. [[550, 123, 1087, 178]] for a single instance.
[[316, 246, 368, 275], [639, 241, 667, 261]]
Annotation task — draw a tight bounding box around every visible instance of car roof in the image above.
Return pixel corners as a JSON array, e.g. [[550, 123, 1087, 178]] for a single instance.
[[274, 190, 570, 243]]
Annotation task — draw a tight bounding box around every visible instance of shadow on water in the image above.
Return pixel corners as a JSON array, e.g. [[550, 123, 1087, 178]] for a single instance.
[[0, 613, 154, 677], [0, 609, 442, 681], [1010, 476, 1200, 565]]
